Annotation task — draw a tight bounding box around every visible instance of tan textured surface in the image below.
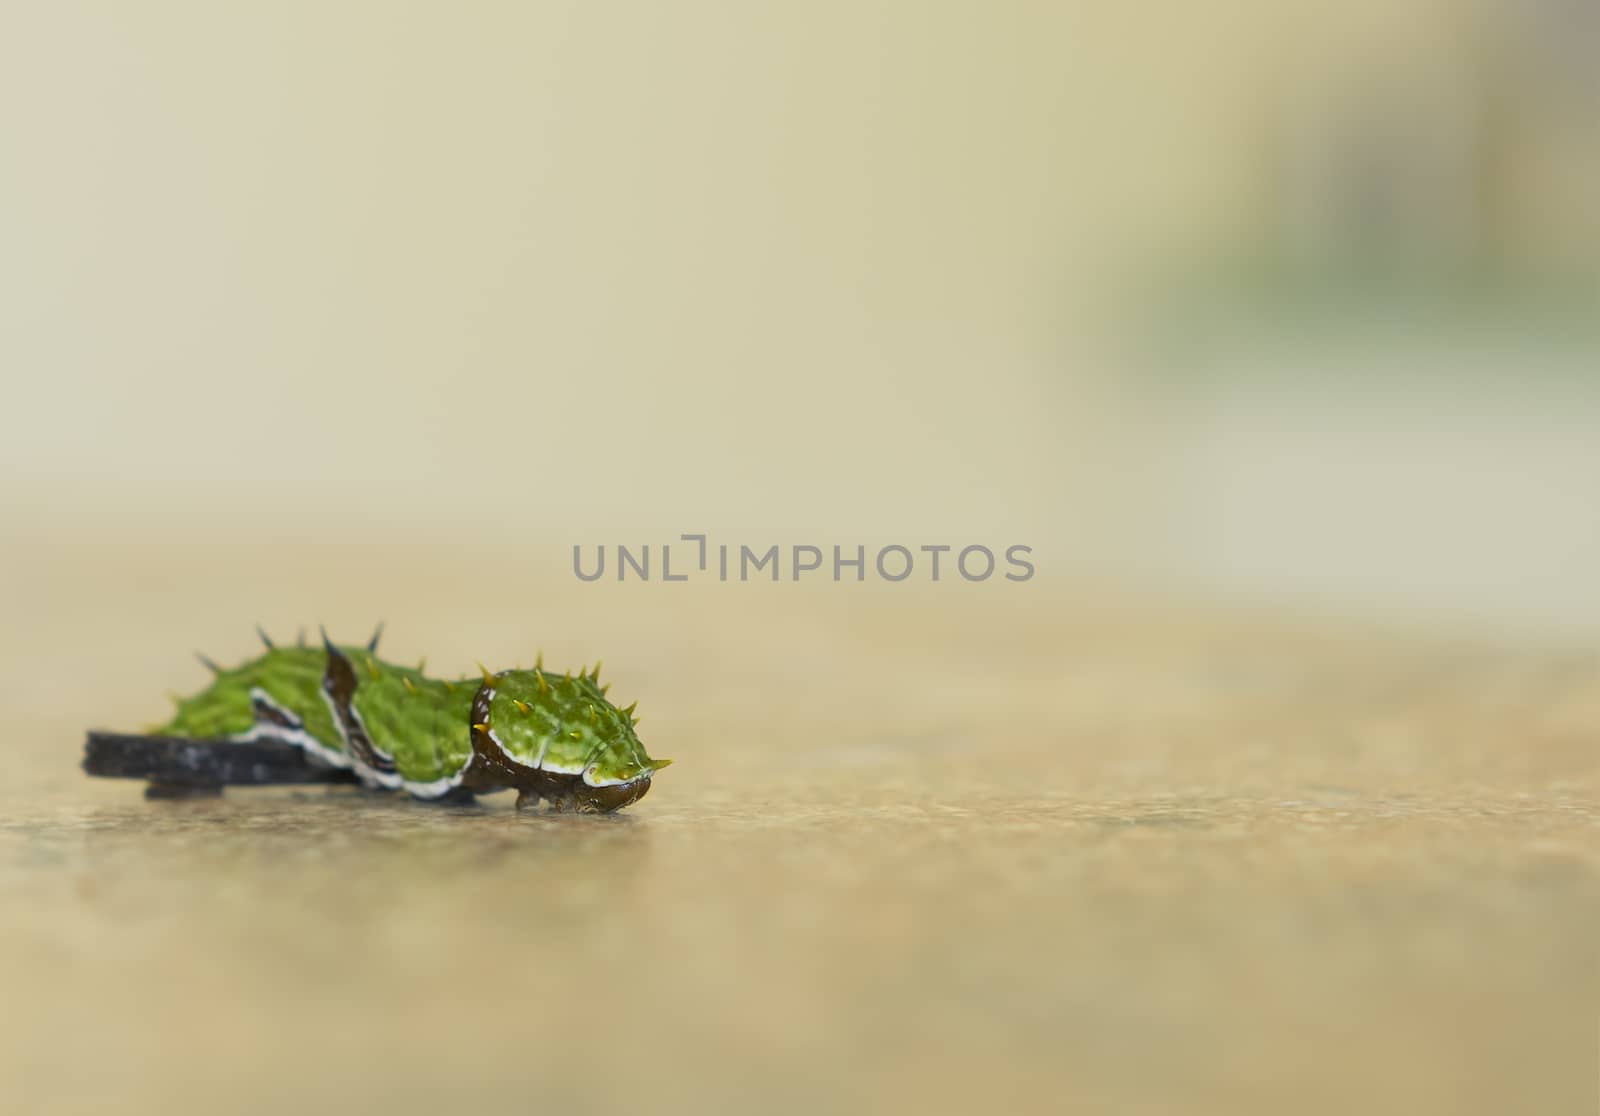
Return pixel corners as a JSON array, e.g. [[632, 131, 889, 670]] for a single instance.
[[0, 542, 1596, 1115]]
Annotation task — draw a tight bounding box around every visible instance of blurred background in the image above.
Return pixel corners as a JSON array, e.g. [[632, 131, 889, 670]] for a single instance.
[[2, 0, 1597, 630], [1, 3, 1597, 1114]]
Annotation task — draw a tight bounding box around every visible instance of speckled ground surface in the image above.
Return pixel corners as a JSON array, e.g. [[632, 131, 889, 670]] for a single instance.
[[1, 543, 1596, 1114]]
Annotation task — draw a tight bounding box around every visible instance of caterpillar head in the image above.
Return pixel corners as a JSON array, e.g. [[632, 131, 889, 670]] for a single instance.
[[479, 667, 670, 813]]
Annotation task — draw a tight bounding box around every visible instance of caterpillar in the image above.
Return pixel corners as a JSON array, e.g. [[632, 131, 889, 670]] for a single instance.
[[83, 625, 670, 813]]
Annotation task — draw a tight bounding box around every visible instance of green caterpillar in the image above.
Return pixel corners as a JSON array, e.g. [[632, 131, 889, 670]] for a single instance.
[[94, 626, 670, 813]]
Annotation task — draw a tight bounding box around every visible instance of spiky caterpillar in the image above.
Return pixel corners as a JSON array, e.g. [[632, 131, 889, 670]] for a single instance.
[[96, 627, 670, 812]]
